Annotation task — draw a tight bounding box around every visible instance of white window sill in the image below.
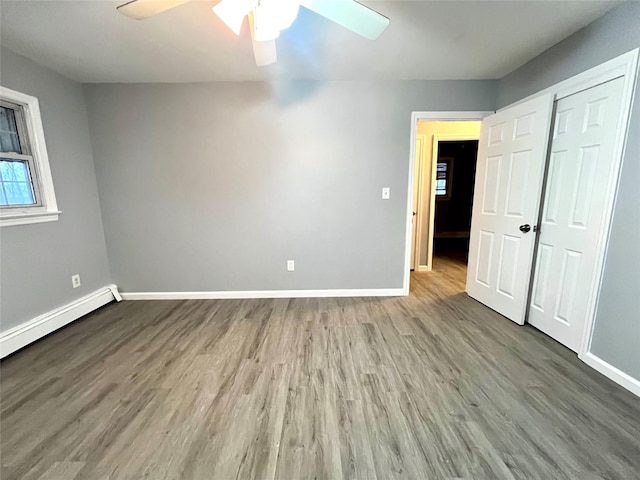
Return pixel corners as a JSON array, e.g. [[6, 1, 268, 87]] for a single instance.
[[0, 210, 61, 227]]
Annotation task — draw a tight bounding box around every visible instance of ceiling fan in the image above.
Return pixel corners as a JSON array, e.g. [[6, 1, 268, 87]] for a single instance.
[[117, 0, 390, 66]]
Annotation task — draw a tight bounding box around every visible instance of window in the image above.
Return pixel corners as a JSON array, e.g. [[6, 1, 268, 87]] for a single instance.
[[1, 103, 38, 206], [0, 87, 59, 226], [435, 157, 453, 200]]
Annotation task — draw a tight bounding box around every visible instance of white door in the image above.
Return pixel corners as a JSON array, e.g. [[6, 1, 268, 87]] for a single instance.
[[466, 94, 553, 324], [528, 77, 625, 351]]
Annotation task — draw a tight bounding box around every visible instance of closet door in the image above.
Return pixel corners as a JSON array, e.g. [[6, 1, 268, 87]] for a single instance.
[[466, 94, 553, 324], [528, 77, 625, 351]]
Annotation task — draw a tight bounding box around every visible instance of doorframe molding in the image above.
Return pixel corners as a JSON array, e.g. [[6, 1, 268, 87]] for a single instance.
[[576, 50, 639, 362], [404, 111, 492, 294], [412, 133, 427, 271], [426, 133, 480, 271], [505, 49, 639, 390]]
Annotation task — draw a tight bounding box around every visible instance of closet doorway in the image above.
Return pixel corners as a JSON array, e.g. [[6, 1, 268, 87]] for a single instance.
[[465, 52, 637, 354]]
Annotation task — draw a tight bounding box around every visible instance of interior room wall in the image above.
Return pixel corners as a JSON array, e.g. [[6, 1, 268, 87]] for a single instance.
[[415, 120, 481, 266], [497, 1, 640, 380], [83, 81, 496, 293], [0, 47, 111, 333]]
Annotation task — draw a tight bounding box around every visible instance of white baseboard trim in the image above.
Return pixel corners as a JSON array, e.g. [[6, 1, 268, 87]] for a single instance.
[[416, 266, 431, 273], [121, 288, 406, 301], [0, 284, 120, 359], [580, 351, 640, 397]]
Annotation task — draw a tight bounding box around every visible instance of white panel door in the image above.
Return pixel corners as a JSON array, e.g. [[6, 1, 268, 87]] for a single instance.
[[528, 77, 625, 351], [466, 95, 553, 324]]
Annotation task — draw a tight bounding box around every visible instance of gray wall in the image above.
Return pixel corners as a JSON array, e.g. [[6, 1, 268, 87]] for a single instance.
[[84, 80, 496, 292], [0, 47, 111, 332], [497, 2, 640, 379]]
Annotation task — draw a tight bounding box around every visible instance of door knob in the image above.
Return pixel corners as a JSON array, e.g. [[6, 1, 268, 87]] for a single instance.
[[519, 224, 531, 233]]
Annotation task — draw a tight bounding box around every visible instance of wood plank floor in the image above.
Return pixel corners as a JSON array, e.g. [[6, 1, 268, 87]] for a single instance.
[[2, 256, 639, 480]]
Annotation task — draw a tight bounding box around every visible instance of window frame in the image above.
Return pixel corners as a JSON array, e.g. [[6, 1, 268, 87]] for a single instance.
[[0, 87, 59, 227]]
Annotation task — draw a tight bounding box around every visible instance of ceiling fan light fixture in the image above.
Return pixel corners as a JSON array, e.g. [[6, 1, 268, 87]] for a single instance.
[[252, 17, 280, 42], [264, 0, 300, 31], [252, 0, 300, 42], [118, 0, 389, 68], [212, 0, 259, 35]]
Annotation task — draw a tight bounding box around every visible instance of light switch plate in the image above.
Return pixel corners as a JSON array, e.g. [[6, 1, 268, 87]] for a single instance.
[[382, 187, 390, 200]]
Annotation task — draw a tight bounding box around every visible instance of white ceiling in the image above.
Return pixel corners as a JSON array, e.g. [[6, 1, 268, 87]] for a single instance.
[[0, 0, 620, 83]]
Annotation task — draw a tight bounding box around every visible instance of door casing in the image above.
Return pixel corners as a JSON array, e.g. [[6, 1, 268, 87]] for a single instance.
[[528, 77, 626, 352], [404, 111, 492, 291]]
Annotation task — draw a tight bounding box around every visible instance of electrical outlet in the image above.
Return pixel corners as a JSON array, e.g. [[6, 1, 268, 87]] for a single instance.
[[287, 260, 295, 272], [71, 274, 81, 289], [382, 187, 390, 199]]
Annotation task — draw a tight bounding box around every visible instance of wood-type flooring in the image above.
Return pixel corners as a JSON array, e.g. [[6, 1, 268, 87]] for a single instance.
[[2, 256, 639, 479]]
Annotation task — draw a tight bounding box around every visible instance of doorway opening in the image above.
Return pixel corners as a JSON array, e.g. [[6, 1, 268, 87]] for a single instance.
[[432, 139, 479, 266], [405, 114, 487, 295]]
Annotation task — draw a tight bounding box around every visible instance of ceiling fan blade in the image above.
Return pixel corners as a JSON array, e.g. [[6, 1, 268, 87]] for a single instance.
[[117, 0, 191, 20], [213, 0, 259, 35], [248, 11, 277, 66], [299, 0, 389, 40]]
